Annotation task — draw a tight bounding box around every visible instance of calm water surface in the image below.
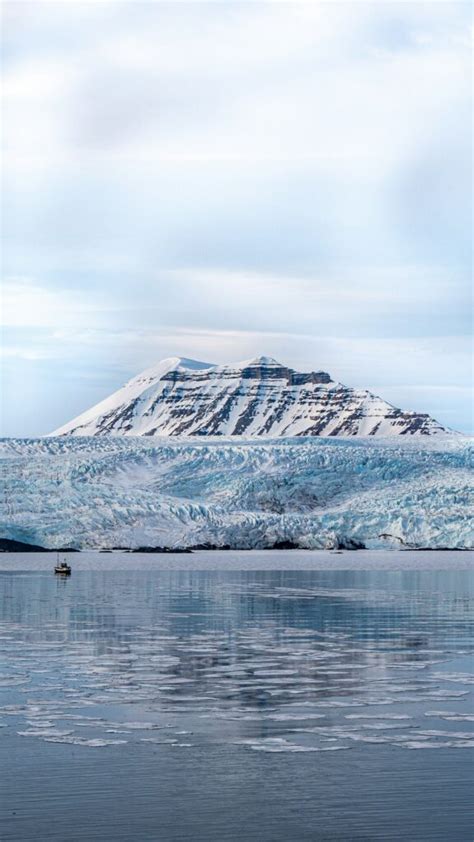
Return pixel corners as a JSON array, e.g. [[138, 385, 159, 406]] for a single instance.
[[0, 553, 473, 841]]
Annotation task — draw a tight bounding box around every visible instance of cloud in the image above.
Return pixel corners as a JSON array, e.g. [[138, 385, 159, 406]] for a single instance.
[[1, 1, 471, 434], [1, 278, 110, 329], [3, 2, 470, 166]]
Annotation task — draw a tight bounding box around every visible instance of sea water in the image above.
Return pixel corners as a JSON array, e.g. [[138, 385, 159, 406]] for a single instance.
[[0, 551, 472, 841]]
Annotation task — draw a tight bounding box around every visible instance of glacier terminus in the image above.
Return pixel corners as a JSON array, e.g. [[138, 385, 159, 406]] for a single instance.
[[1, 435, 471, 551]]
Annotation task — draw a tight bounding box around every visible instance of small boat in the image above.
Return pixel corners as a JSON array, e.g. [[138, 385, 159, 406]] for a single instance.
[[54, 555, 71, 576]]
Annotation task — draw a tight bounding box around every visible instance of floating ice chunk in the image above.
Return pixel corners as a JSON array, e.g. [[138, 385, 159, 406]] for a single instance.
[[18, 728, 74, 738], [400, 740, 474, 749], [344, 714, 411, 720], [424, 711, 474, 722], [43, 736, 127, 747]]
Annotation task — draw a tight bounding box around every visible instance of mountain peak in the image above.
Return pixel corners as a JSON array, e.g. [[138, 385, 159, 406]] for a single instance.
[[212, 355, 282, 369], [241, 356, 281, 367], [129, 356, 214, 385], [173, 356, 215, 370], [151, 355, 214, 372], [50, 355, 449, 438]]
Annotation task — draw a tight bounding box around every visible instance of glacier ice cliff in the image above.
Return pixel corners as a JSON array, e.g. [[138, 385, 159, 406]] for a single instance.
[[0, 436, 471, 550]]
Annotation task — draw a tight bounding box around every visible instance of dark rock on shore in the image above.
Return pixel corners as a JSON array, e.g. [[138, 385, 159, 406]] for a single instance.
[[131, 546, 193, 554], [405, 547, 472, 552], [264, 540, 301, 550], [0, 538, 79, 552], [190, 543, 232, 551], [0, 538, 48, 552], [335, 538, 366, 550]]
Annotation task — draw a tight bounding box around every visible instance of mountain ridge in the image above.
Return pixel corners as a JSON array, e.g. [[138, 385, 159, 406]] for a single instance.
[[51, 355, 449, 438]]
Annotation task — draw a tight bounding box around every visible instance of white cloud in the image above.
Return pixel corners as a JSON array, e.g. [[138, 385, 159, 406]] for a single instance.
[[1, 278, 109, 329], [2, 2, 470, 166], [1, 1, 471, 434]]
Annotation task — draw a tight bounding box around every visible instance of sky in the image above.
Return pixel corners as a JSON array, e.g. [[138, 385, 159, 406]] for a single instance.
[[1, 0, 472, 436]]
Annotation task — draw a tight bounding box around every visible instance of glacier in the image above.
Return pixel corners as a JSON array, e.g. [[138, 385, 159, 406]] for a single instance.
[[0, 435, 472, 550]]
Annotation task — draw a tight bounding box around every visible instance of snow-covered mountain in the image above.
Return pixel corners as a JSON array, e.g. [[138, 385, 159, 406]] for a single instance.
[[51, 356, 448, 438], [1, 436, 471, 549]]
